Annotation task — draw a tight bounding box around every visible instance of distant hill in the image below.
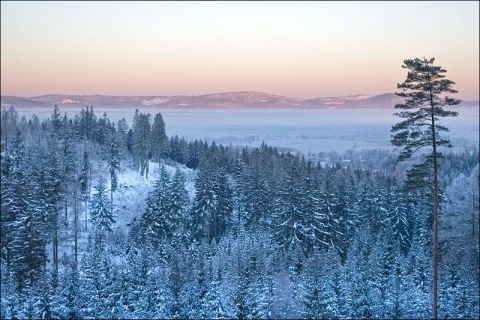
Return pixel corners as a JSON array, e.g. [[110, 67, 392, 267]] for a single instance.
[[1, 92, 478, 109]]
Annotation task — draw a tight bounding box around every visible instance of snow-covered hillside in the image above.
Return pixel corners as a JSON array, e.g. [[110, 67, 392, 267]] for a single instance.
[[50, 161, 197, 269], [3, 92, 479, 109]]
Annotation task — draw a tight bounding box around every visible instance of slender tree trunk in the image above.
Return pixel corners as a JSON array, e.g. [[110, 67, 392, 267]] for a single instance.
[[433, 158, 439, 320], [87, 166, 92, 230], [473, 192, 476, 238], [74, 178, 78, 269], [146, 157, 149, 179], [206, 220, 210, 245], [74, 199, 78, 267], [28, 210, 34, 287], [110, 180, 114, 219], [430, 93, 439, 320], [53, 217, 58, 274], [64, 199, 68, 221], [85, 199, 88, 231]]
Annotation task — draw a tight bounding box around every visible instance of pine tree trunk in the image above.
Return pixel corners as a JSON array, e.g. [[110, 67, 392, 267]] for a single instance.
[[28, 210, 34, 286], [64, 199, 68, 221], [74, 182, 78, 269], [430, 93, 439, 320], [433, 165, 438, 319], [53, 218, 58, 274], [110, 185, 114, 221], [433, 156, 439, 320], [87, 166, 92, 230], [206, 221, 210, 245], [146, 158, 149, 179], [473, 192, 476, 238]]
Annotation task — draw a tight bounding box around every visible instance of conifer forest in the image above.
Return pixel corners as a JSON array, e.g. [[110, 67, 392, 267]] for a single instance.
[[1, 100, 478, 319]]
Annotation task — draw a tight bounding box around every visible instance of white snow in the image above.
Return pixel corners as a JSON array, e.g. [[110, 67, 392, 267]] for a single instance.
[[46, 161, 197, 269], [60, 98, 77, 104], [141, 98, 170, 105]]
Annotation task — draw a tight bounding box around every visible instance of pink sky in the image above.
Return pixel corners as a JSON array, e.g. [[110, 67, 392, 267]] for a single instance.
[[1, 2, 478, 100]]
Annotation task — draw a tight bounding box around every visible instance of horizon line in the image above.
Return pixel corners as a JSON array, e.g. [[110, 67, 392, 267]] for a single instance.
[[1, 91, 477, 102]]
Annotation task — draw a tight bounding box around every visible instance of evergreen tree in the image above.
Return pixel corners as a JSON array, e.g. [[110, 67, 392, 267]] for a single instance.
[[302, 163, 328, 254], [401, 236, 431, 318], [77, 106, 97, 140], [123, 242, 159, 318], [41, 139, 65, 274], [371, 233, 404, 318], [89, 179, 116, 232], [168, 250, 187, 318], [391, 57, 460, 318], [242, 163, 272, 227], [54, 257, 82, 319], [61, 134, 77, 222], [169, 135, 189, 165], [273, 164, 312, 254], [115, 117, 130, 162], [2, 129, 48, 289], [10, 188, 48, 290], [79, 148, 91, 230], [141, 166, 172, 242], [168, 168, 191, 245], [1, 258, 21, 319], [186, 139, 203, 169], [126, 128, 134, 154], [0, 129, 22, 268], [318, 178, 350, 261], [344, 230, 374, 319], [107, 140, 120, 208], [132, 110, 151, 178], [381, 179, 413, 254], [80, 235, 114, 318], [192, 166, 220, 243], [216, 168, 233, 234], [50, 105, 62, 138], [299, 252, 341, 319], [1, 106, 18, 147], [150, 112, 168, 166], [192, 155, 232, 243], [95, 112, 112, 146]]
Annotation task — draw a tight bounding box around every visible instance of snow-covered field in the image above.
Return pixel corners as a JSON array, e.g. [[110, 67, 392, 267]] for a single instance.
[[15, 106, 479, 154]]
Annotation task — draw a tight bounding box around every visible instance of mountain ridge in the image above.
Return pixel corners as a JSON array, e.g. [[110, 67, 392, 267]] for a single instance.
[[1, 91, 478, 109]]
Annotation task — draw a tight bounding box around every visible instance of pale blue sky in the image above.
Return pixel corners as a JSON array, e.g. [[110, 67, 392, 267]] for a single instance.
[[1, 1, 478, 99]]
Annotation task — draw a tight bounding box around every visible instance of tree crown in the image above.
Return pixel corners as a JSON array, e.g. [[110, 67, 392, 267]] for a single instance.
[[391, 57, 459, 162]]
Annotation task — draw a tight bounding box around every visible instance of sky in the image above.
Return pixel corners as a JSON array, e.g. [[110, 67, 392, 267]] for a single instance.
[[1, 1, 479, 100]]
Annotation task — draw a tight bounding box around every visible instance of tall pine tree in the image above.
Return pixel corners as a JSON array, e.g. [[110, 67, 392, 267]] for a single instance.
[[391, 57, 460, 318]]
